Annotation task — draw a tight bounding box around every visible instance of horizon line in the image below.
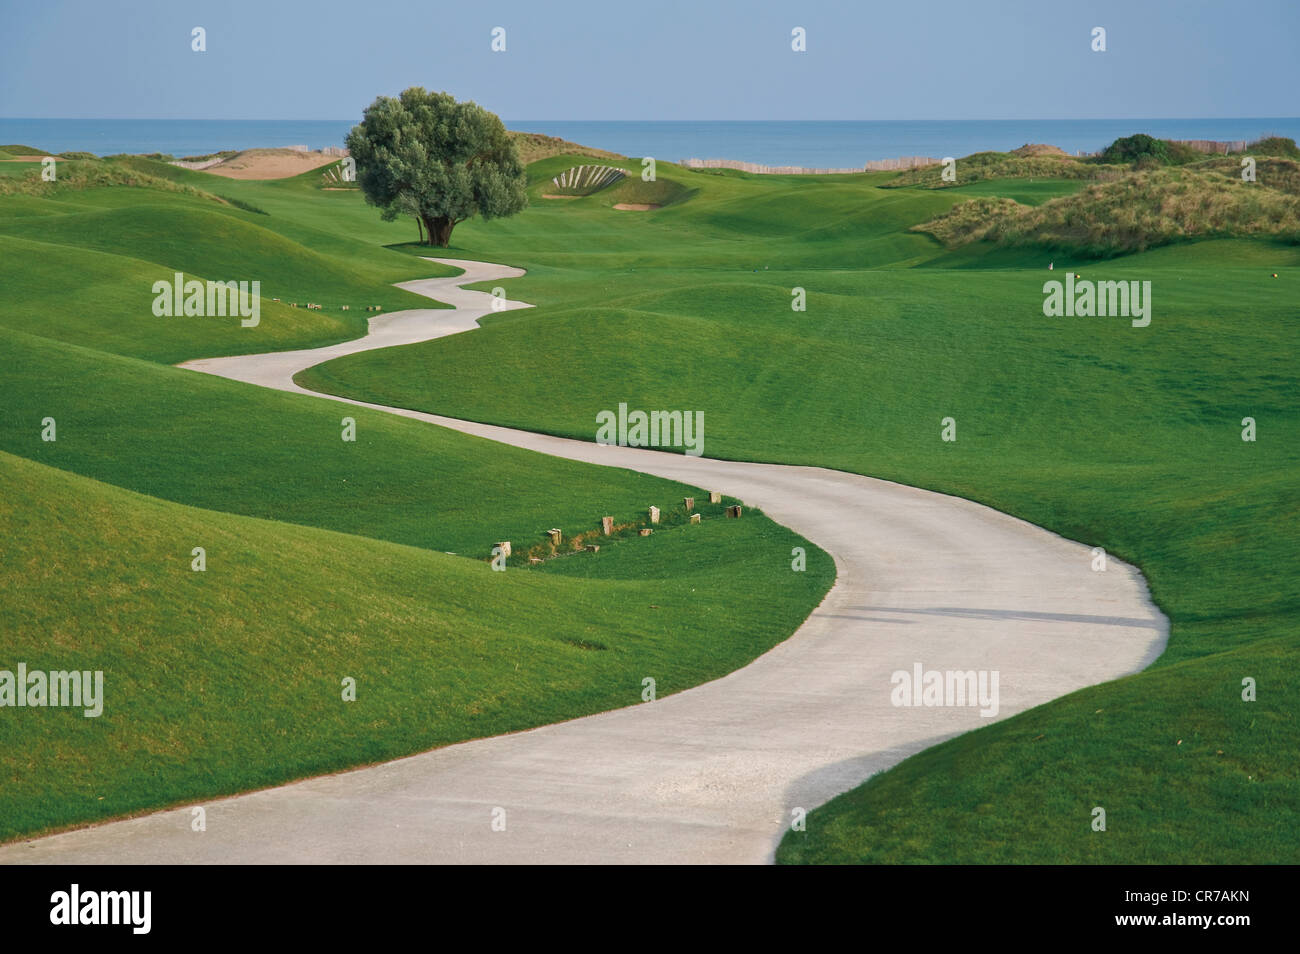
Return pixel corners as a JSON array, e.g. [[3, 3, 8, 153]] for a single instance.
[[4, 116, 1299, 123]]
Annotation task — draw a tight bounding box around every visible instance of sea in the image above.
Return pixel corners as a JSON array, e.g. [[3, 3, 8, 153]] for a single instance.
[[3, 118, 1298, 167]]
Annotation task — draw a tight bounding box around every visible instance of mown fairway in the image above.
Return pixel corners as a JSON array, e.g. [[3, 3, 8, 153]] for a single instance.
[[300, 153, 1300, 862], [0, 156, 833, 841]]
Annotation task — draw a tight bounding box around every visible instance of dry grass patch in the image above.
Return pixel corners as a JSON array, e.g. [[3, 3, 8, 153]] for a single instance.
[[508, 130, 624, 166], [912, 167, 1300, 254]]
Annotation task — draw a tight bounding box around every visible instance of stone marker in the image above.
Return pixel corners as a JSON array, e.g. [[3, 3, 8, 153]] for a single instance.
[[639, 528, 653, 537], [601, 516, 614, 535], [683, 497, 695, 512], [495, 541, 511, 557], [586, 544, 600, 553], [726, 505, 743, 518], [547, 528, 562, 546], [690, 513, 701, 524], [709, 491, 721, 504], [648, 506, 660, 524]]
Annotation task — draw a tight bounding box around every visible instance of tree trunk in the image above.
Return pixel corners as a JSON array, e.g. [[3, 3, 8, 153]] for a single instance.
[[420, 214, 456, 247], [415, 215, 424, 244]]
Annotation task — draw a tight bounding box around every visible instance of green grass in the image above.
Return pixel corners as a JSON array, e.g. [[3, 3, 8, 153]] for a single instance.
[[0, 450, 830, 841], [293, 155, 1299, 863], [4, 138, 1296, 861], [0, 324, 790, 572], [776, 632, 1297, 864], [0, 155, 835, 842]]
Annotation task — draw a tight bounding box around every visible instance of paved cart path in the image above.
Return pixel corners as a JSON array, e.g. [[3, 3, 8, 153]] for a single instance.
[[0, 259, 1167, 864]]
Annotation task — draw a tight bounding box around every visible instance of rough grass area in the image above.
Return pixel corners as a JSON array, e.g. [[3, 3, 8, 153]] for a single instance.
[[1188, 156, 1300, 196], [912, 168, 1300, 255], [508, 130, 625, 166], [884, 151, 1125, 189], [0, 157, 225, 202]]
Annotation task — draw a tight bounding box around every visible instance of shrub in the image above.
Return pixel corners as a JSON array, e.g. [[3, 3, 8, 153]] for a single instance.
[[1098, 133, 1170, 165]]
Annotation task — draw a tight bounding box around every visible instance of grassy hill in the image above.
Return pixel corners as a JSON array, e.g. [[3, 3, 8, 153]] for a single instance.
[[4, 135, 1296, 861], [0, 151, 834, 842], [913, 167, 1300, 255], [0, 450, 828, 841], [507, 130, 625, 166], [295, 150, 1299, 863], [883, 150, 1124, 189]]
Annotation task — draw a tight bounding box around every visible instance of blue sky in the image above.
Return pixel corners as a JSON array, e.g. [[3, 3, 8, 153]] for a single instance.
[[2, 0, 1296, 121]]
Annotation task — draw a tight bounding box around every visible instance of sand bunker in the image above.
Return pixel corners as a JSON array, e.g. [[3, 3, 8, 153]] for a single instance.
[[200, 149, 341, 180], [613, 203, 660, 211]]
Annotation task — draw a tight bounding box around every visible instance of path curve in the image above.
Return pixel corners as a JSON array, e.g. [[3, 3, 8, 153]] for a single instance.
[[1, 259, 1168, 865]]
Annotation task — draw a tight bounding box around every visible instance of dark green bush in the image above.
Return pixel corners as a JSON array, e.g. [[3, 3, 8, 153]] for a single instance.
[[1099, 133, 1170, 165]]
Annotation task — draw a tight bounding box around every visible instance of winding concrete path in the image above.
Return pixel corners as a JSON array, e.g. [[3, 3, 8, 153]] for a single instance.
[[1, 259, 1168, 865]]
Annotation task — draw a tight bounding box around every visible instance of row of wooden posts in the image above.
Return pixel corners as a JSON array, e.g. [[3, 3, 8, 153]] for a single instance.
[[494, 491, 742, 561], [268, 297, 381, 312]]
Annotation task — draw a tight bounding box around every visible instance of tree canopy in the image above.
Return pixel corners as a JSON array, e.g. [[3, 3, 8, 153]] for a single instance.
[[345, 88, 528, 246]]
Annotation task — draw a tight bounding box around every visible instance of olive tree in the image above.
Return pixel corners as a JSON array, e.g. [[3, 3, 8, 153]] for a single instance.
[[345, 88, 527, 246]]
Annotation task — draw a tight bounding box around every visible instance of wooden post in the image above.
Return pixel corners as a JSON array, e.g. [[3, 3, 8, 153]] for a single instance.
[[690, 513, 701, 524], [547, 528, 562, 546], [601, 516, 614, 535], [683, 497, 694, 512], [726, 505, 742, 518], [709, 491, 721, 504], [648, 506, 660, 524]]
